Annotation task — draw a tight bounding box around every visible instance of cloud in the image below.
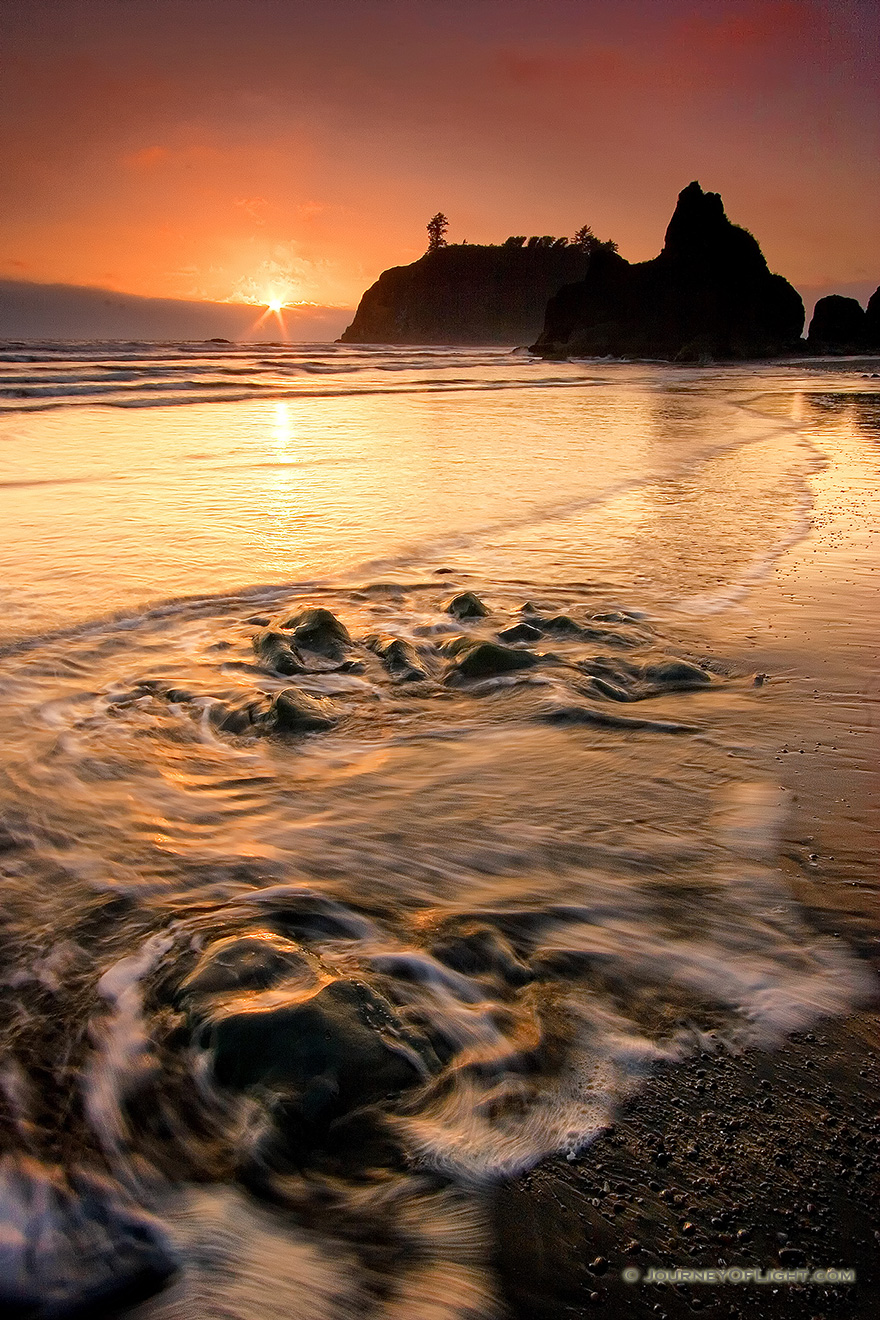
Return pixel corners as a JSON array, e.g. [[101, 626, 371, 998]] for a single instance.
[[234, 196, 269, 222]]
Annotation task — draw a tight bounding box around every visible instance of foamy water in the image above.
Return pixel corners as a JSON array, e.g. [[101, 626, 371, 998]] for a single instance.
[[0, 344, 876, 1317]]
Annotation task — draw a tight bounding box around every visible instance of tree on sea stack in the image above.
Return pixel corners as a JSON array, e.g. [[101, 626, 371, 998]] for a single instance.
[[426, 213, 449, 253]]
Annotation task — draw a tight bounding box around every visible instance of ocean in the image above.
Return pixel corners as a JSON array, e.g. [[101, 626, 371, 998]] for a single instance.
[[0, 341, 876, 1317]]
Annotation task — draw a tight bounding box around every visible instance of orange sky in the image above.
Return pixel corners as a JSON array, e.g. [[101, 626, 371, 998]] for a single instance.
[[1, 0, 878, 310]]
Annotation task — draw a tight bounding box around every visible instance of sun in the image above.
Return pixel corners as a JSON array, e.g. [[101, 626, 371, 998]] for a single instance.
[[267, 296, 284, 313]]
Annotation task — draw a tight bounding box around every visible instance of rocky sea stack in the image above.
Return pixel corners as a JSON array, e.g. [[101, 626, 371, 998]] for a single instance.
[[807, 288, 880, 353], [532, 182, 805, 362], [339, 241, 590, 346]]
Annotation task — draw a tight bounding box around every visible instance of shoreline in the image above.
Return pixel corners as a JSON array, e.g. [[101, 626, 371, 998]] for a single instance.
[[492, 370, 879, 1318], [494, 1012, 879, 1319]]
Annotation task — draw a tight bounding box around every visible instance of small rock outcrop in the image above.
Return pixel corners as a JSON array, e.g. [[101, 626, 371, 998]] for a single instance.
[[340, 242, 590, 346], [807, 295, 868, 352], [532, 182, 805, 362]]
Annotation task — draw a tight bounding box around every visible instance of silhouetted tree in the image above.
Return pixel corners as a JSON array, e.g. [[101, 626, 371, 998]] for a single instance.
[[572, 224, 619, 255], [503, 236, 527, 247], [426, 213, 449, 253], [552, 236, 569, 248]]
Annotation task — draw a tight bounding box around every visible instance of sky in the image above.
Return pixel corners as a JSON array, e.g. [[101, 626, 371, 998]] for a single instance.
[[1, 0, 878, 316]]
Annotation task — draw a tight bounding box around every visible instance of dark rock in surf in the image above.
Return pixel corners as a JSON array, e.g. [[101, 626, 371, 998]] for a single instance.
[[576, 656, 713, 702], [807, 295, 868, 353], [538, 614, 584, 636], [445, 591, 490, 619], [533, 181, 804, 362], [212, 697, 269, 734], [447, 641, 540, 680], [364, 633, 429, 682], [269, 688, 337, 734], [498, 622, 544, 644], [211, 687, 337, 736], [280, 607, 352, 658], [0, 1158, 178, 1318], [540, 702, 698, 734], [210, 978, 435, 1120], [432, 925, 533, 987], [253, 628, 307, 675], [530, 614, 642, 647], [179, 931, 312, 1000], [642, 659, 712, 689]]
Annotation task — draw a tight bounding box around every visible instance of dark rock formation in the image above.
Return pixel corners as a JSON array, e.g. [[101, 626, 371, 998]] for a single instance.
[[179, 932, 310, 1000], [445, 640, 540, 681], [863, 284, 880, 349], [533, 182, 804, 362], [340, 243, 590, 346], [210, 687, 337, 737], [253, 628, 306, 675], [807, 295, 868, 352], [279, 608, 351, 659], [364, 633, 429, 682], [445, 591, 490, 619], [269, 689, 338, 734], [209, 978, 437, 1121], [0, 1159, 178, 1318]]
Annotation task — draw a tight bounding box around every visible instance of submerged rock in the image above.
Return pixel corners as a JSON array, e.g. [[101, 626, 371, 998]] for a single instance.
[[210, 978, 436, 1120], [642, 659, 712, 689], [268, 688, 337, 734], [210, 687, 337, 737], [211, 695, 271, 734], [0, 1158, 178, 1319], [444, 591, 490, 619], [279, 608, 351, 658], [364, 633, 429, 682], [431, 925, 532, 987], [540, 702, 698, 734], [498, 622, 544, 644], [253, 628, 306, 675], [577, 656, 713, 702], [179, 931, 311, 1000], [446, 640, 540, 680]]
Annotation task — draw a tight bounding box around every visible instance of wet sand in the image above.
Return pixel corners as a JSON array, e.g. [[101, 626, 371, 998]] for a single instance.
[[494, 1014, 879, 1319], [492, 376, 879, 1319]]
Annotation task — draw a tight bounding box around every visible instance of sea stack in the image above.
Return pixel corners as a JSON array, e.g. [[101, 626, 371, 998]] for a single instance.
[[339, 241, 590, 346], [532, 182, 805, 362], [807, 295, 868, 353]]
